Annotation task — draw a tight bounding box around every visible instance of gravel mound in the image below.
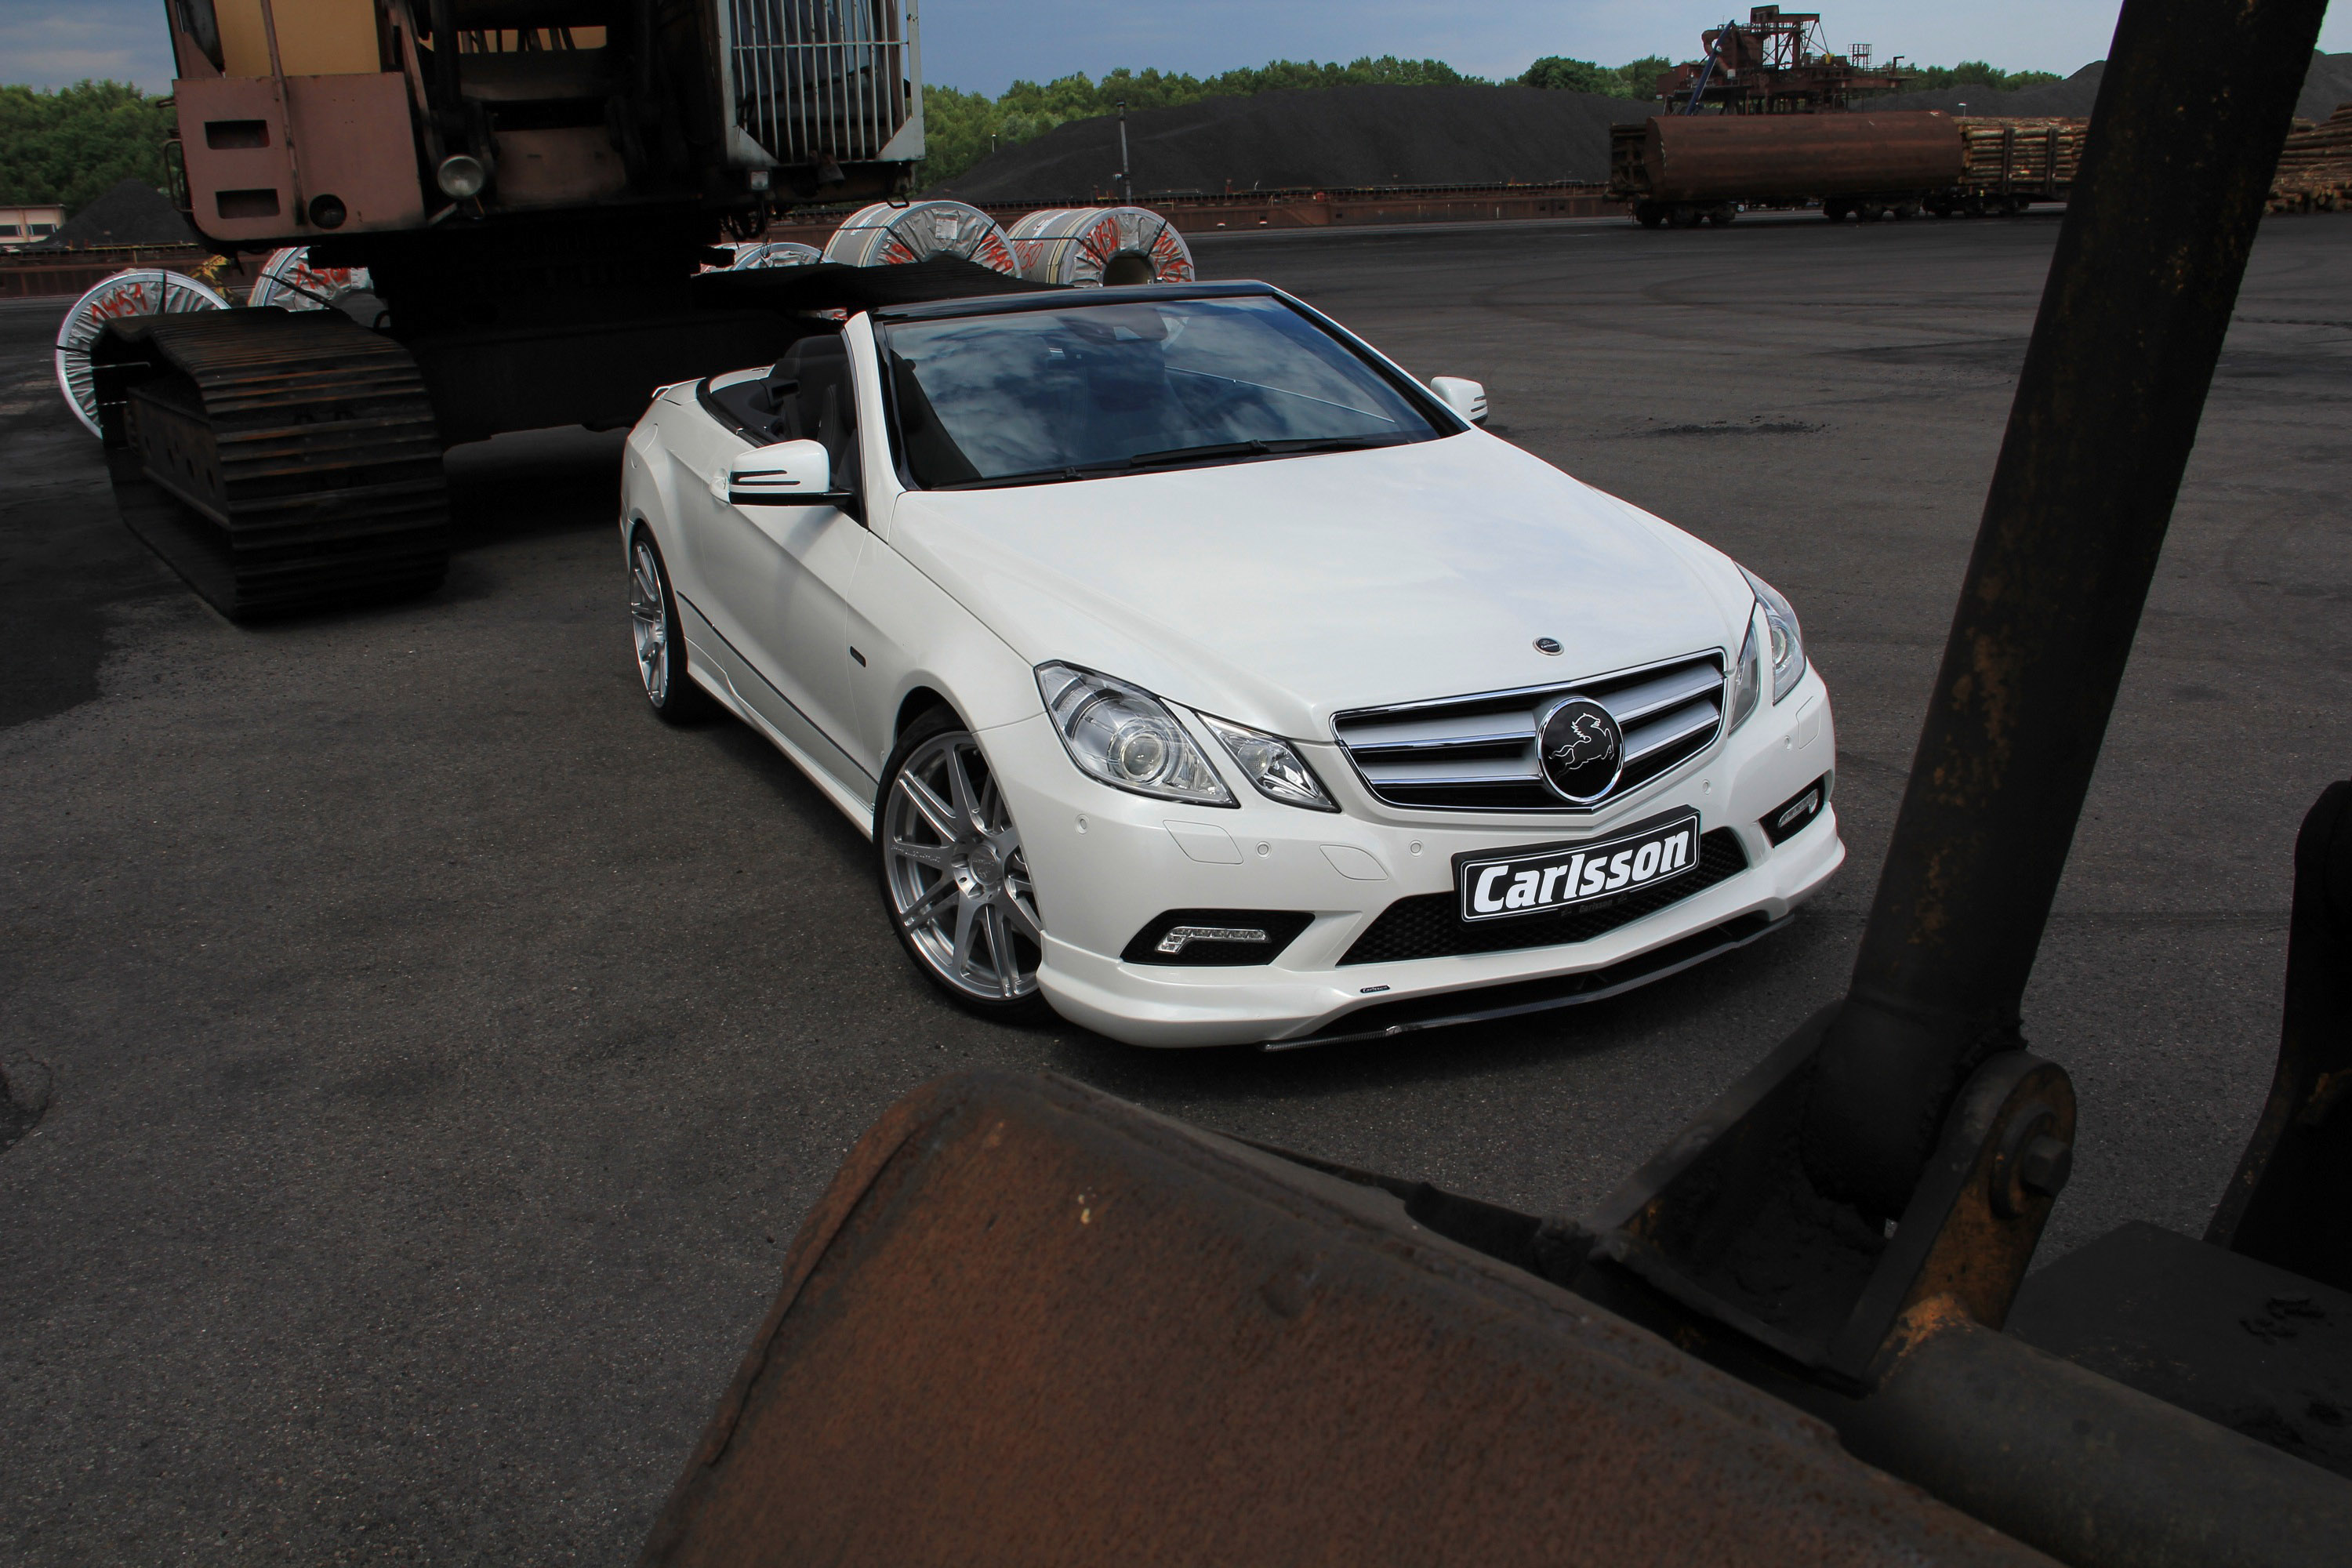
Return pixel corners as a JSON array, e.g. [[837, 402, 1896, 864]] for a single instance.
[[1875, 51, 2352, 122], [34, 178, 200, 249], [926, 84, 1656, 202]]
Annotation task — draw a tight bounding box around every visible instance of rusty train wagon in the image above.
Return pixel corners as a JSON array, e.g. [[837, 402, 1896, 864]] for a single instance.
[[1610, 111, 2089, 226]]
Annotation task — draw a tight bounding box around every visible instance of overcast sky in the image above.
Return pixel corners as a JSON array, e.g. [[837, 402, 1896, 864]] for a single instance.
[[7, 1, 2348, 96]]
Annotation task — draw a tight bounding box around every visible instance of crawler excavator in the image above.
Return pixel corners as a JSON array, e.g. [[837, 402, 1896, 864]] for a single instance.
[[94, 0, 929, 618]]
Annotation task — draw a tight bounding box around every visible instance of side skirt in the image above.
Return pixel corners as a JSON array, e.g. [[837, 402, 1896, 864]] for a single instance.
[[676, 596, 878, 839]]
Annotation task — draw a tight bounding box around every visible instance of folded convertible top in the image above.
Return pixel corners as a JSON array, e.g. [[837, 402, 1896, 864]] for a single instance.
[[691, 256, 1065, 314]]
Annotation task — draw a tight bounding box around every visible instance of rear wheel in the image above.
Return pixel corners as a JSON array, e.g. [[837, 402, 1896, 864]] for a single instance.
[[877, 710, 1047, 1018], [629, 531, 714, 724]]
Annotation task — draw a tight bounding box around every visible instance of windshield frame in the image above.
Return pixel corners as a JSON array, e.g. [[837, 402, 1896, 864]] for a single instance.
[[870, 282, 1468, 493]]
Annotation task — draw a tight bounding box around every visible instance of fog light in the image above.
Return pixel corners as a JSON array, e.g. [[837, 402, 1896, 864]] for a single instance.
[[436, 154, 486, 200]]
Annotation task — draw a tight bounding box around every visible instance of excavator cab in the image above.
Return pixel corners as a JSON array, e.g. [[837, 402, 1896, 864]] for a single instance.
[[92, 0, 924, 619]]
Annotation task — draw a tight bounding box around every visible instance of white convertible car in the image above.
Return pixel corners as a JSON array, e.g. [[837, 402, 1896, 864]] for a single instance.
[[620, 276, 1841, 1047]]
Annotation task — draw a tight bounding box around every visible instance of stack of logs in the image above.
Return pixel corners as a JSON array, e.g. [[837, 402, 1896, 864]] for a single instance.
[[2270, 103, 2352, 212], [1956, 118, 2088, 195]]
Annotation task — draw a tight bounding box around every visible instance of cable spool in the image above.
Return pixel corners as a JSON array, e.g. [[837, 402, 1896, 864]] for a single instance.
[[53, 269, 230, 438], [1007, 207, 1196, 288], [730, 241, 823, 269], [246, 246, 374, 311], [821, 201, 1018, 273]]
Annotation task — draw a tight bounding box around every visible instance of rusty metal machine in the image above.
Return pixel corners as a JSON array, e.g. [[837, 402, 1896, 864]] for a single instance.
[[1657, 7, 1913, 114], [639, 0, 2352, 1562], [90, 0, 924, 618], [1622, 9, 2088, 227]]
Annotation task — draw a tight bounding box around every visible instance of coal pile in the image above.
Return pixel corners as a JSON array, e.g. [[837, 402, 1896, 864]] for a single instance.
[[926, 84, 1655, 202], [33, 178, 200, 249], [1876, 50, 2352, 122]]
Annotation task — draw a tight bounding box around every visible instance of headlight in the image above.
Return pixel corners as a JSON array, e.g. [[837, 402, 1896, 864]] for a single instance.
[[1741, 568, 1806, 704], [436, 154, 487, 200], [1726, 609, 1763, 732], [1036, 662, 1235, 805], [1197, 713, 1337, 811]]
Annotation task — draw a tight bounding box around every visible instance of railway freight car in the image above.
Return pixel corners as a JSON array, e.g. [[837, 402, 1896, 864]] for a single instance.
[[1610, 112, 2087, 226]]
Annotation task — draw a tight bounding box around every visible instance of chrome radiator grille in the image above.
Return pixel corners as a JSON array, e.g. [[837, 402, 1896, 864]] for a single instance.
[[1332, 652, 1726, 812], [724, 0, 917, 165]]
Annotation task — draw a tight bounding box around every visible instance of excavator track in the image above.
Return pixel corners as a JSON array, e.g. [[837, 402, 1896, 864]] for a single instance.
[[92, 308, 448, 621]]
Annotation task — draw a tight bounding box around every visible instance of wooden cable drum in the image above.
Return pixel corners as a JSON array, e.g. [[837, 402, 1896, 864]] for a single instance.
[[1007, 206, 1195, 287], [819, 201, 1018, 272]]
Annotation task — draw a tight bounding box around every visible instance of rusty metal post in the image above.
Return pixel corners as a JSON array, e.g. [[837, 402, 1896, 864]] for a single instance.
[[1803, 0, 2332, 1215]]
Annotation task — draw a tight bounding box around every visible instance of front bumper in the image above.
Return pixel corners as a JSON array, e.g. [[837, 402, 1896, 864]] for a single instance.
[[989, 666, 1843, 1048]]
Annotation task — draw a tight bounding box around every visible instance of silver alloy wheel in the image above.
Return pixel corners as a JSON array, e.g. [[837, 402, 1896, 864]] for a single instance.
[[630, 539, 670, 706], [883, 730, 1043, 1002]]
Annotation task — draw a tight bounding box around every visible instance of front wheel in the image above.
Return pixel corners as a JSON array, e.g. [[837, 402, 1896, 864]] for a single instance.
[[629, 531, 714, 724], [877, 710, 1048, 1018]]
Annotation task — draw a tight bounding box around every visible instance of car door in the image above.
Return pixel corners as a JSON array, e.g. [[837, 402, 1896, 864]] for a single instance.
[[687, 336, 874, 796]]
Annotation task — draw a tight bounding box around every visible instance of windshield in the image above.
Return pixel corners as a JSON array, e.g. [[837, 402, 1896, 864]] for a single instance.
[[877, 294, 1447, 488]]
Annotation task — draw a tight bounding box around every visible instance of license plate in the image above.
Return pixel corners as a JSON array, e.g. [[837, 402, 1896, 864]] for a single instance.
[[1456, 811, 1703, 923]]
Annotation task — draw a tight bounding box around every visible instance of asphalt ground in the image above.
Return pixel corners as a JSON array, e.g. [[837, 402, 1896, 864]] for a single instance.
[[3, 211, 2349, 1561]]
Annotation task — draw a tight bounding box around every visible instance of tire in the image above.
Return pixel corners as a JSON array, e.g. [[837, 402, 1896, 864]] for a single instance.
[[876, 707, 1049, 1019], [628, 528, 716, 724], [1821, 200, 1849, 223], [1635, 202, 1667, 229]]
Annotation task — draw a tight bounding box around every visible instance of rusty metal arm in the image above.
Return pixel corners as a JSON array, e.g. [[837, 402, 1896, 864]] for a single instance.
[[1565, 0, 2328, 1386], [1801, 0, 2330, 1217]]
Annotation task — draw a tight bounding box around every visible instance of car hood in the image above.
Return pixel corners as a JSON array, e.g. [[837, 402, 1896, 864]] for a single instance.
[[885, 431, 1755, 739]]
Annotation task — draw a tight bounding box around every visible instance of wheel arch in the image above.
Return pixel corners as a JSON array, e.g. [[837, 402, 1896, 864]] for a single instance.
[[893, 686, 959, 748]]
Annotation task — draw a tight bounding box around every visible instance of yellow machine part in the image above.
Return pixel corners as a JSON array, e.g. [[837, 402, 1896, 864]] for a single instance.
[[216, 0, 381, 76]]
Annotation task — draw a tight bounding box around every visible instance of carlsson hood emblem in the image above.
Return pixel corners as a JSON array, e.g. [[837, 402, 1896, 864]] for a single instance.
[[1537, 695, 1624, 804]]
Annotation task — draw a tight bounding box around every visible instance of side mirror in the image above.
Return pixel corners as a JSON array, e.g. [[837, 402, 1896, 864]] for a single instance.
[[1429, 376, 1488, 426], [726, 439, 842, 506]]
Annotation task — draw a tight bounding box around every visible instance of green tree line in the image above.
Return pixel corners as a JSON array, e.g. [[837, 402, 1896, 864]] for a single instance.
[[1902, 60, 2063, 93], [1519, 57, 1674, 97], [0, 82, 175, 212]]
